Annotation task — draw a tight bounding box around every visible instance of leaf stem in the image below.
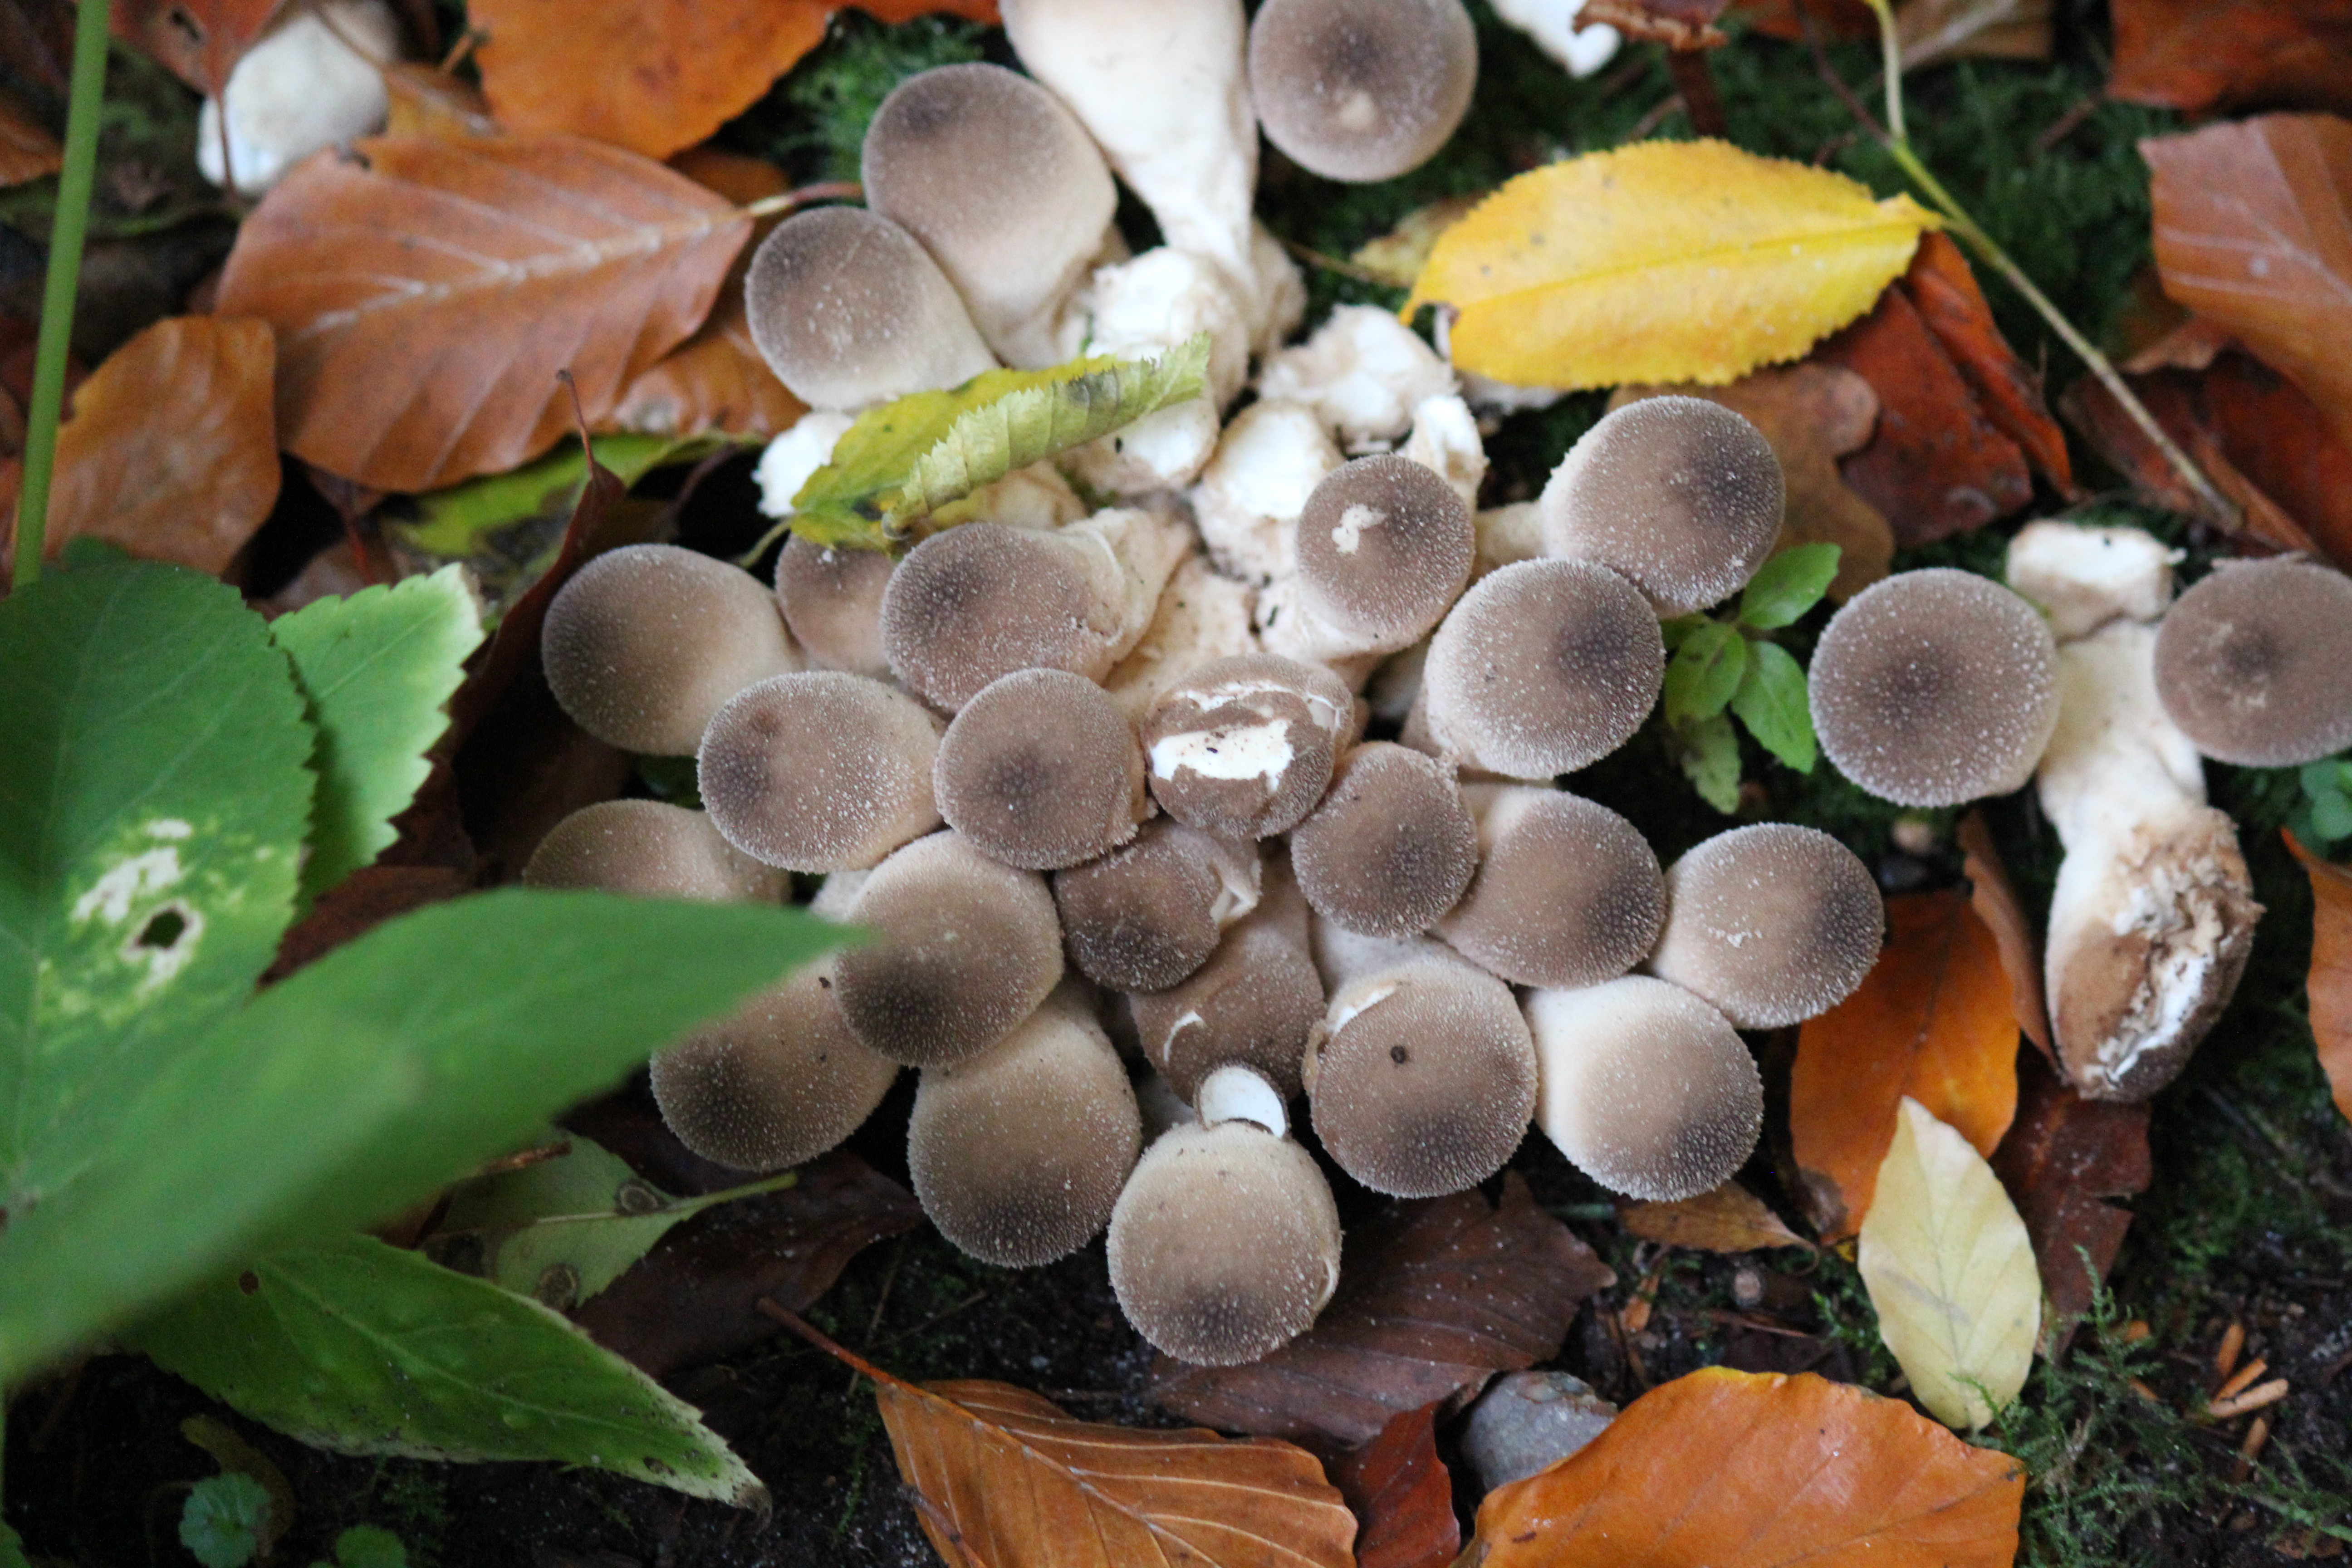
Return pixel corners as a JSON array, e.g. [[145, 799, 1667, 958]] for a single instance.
[[11, 0, 111, 591], [742, 181, 863, 220]]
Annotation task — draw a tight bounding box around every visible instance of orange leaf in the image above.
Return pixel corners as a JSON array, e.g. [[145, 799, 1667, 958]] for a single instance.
[[1460, 1368, 2024, 1568], [1793, 890, 2021, 1240], [216, 134, 749, 493], [112, 0, 285, 94], [1905, 231, 2073, 494], [2111, 0, 2352, 118], [2285, 831, 2352, 1124], [0, 90, 60, 187], [1957, 811, 2052, 1056], [1620, 1182, 1811, 1253], [1329, 1404, 1459, 1568], [383, 64, 501, 141]]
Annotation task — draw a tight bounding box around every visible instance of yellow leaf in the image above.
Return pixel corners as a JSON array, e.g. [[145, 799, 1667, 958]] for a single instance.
[[1403, 139, 1940, 390], [1859, 1098, 2040, 1430]]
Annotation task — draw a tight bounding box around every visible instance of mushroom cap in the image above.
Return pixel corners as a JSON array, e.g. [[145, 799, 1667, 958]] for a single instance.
[[1539, 397, 1784, 617], [1054, 819, 1260, 992], [542, 544, 798, 756], [1295, 455, 1476, 652], [881, 522, 1124, 710], [523, 799, 786, 903], [2153, 557, 2352, 767], [649, 966, 899, 1171], [934, 668, 1148, 870], [1421, 559, 1665, 779], [698, 671, 944, 872], [1524, 976, 1764, 1201], [1437, 788, 1664, 988], [1129, 908, 1324, 1101], [1648, 823, 1884, 1029], [830, 830, 1065, 1066], [907, 995, 1142, 1266], [1290, 742, 1479, 937], [1106, 1118, 1343, 1365], [1140, 652, 1356, 839], [776, 534, 895, 678], [1247, 0, 1478, 183], [1808, 568, 2061, 807]]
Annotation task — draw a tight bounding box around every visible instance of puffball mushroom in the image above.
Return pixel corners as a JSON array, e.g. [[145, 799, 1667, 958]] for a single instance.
[[1103, 555, 1262, 723], [1106, 1063, 1344, 1365], [1127, 850, 1323, 1099], [2152, 556, 2352, 768], [1437, 787, 1664, 989], [1279, 454, 1477, 663], [698, 672, 944, 872], [1248, 0, 1478, 183], [934, 668, 1150, 871], [197, 0, 398, 194], [1808, 568, 2061, 808], [542, 544, 799, 757], [522, 799, 786, 904], [1291, 741, 1479, 937], [1524, 976, 1764, 1201], [1191, 400, 1343, 587], [1054, 819, 1262, 992], [1141, 652, 1356, 840], [774, 534, 894, 679], [1647, 823, 1884, 1029]]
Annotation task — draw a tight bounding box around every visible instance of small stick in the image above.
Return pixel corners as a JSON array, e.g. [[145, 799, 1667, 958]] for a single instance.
[[2207, 1379, 2290, 1420], [2216, 1320, 2246, 1382], [1274, 233, 1389, 286], [1621, 93, 1686, 144], [2232, 1415, 2271, 1480], [744, 181, 864, 220], [2216, 1357, 2269, 1403]]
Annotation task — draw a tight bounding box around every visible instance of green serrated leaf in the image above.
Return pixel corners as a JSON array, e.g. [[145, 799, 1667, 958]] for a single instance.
[[135, 1236, 764, 1505], [1663, 619, 1749, 725], [180, 1472, 272, 1568], [1678, 713, 1744, 814], [270, 567, 485, 904], [324, 1526, 408, 1568], [1736, 544, 1843, 630], [1730, 640, 1818, 773], [1658, 614, 1710, 653]]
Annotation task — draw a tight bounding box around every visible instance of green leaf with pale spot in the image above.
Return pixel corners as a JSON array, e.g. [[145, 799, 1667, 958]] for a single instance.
[[1730, 639, 1817, 772], [1678, 713, 1743, 815], [1663, 618, 1749, 725], [180, 1472, 272, 1568]]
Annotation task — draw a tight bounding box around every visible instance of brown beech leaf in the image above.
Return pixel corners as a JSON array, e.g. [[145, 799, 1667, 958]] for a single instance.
[[0, 90, 59, 186], [1620, 1182, 1811, 1253], [2111, 0, 2352, 118], [1906, 232, 2072, 492], [1792, 890, 2021, 1240], [1581, 0, 1730, 48], [112, 0, 284, 94], [383, 64, 501, 141], [1990, 1050, 2152, 1328], [1958, 811, 2053, 1056], [2285, 831, 2352, 1123], [1896, 0, 2051, 69], [1152, 1175, 1614, 1446], [1330, 1404, 1459, 1568], [1731, 0, 1878, 39], [1460, 1369, 2024, 1568], [216, 134, 749, 493]]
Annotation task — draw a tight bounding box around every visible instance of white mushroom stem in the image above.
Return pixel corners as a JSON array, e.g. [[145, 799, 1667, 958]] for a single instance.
[[1191, 401, 1343, 587], [1401, 393, 1488, 513], [1196, 1063, 1288, 1135], [1488, 0, 1622, 77], [1257, 305, 1460, 450], [1104, 555, 1261, 722], [1071, 505, 1200, 668], [198, 0, 398, 195], [755, 410, 858, 520]]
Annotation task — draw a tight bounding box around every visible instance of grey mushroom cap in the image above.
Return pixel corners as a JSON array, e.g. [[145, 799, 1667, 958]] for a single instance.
[[1296, 455, 1477, 652], [1127, 855, 1323, 1099], [698, 671, 944, 872], [1248, 0, 1478, 183], [1141, 652, 1357, 839], [523, 799, 787, 904], [1808, 568, 2060, 807], [1290, 742, 1479, 938], [2153, 557, 2352, 767], [1539, 397, 1785, 618], [542, 544, 798, 756], [1054, 819, 1260, 993], [1437, 787, 1664, 989], [881, 522, 1125, 710], [776, 534, 895, 678], [934, 668, 1149, 870], [1648, 823, 1885, 1029]]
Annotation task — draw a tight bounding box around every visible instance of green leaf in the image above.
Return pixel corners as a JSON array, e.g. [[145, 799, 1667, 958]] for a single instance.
[[1658, 613, 1710, 653], [790, 335, 1212, 550], [1663, 619, 1749, 725], [180, 1472, 271, 1568], [1730, 640, 1818, 773], [1677, 712, 1743, 814], [1735, 544, 1843, 630], [1, 1520, 28, 1568], [135, 1236, 764, 1505], [0, 890, 849, 1384], [270, 567, 485, 903], [392, 434, 723, 559], [323, 1526, 408, 1568]]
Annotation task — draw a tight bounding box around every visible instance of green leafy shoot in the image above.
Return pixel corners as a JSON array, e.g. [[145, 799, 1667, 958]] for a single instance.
[[1656, 544, 1838, 811], [180, 1473, 273, 1568], [315, 1527, 408, 1568], [1735, 543, 1844, 630], [1676, 714, 1744, 815]]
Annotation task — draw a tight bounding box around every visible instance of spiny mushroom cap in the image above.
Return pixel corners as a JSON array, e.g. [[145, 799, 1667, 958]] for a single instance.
[[776, 534, 895, 678], [542, 544, 797, 756], [1054, 819, 1259, 992], [523, 799, 786, 904], [881, 522, 1125, 710], [935, 668, 1148, 870], [2153, 557, 2352, 767], [698, 671, 944, 872], [830, 831, 1065, 1066], [1525, 976, 1764, 1201], [744, 206, 995, 410], [1648, 823, 1884, 1028], [649, 967, 899, 1172], [907, 997, 1142, 1266], [1808, 568, 2061, 807], [1107, 1118, 1343, 1365], [1141, 652, 1356, 839], [1421, 559, 1665, 779], [1295, 455, 1476, 651], [1290, 742, 1479, 937], [1129, 914, 1324, 1100], [1437, 788, 1663, 988], [1247, 0, 1478, 183], [1539, 397, 1784, 617]]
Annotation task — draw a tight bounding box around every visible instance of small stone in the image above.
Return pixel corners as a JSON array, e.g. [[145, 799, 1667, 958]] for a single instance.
[[1459, 1370, 1619, 1492], [1732, 1266, 1765, 1310]]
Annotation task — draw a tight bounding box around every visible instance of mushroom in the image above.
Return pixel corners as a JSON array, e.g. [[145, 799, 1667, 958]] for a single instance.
[[197, 0, 399, 194], [934, 668, 1151, 871], [1290, 742, 1479, 937], [1053, 248, 1254, 495], [542, 544, 800, 757], [1247, 0, 1478, 183], [1276, 455, 1477, 664], [1141, 652, 1356, 841], [1256, 305, 1458, 449], [1105, 1063, 1343, 1365], [1436, 786, 1664, 989], [1646, 823, 1884, 1029], [1103, 556, 1262, 723], [774, 534, 895, 679], [1523, 976, 1764, 1200], [1054, 819, 1262, 992], [2152, 556, 2352, 768], [1808, 568, 2061, 807], [906, 987, 1143, 1265], [1191, 400, 1343, 588], [753, 408, 857, 522], [698, 671, 944, 872], [522, 799, 786, 904], [1127, 848, 1324, 1099], [1539, 397, 1784, 617], [743, 206, 996, 411], [1490, 0, 1622, 76]]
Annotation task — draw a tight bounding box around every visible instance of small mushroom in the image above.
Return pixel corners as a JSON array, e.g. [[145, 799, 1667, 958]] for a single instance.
[[1247, 0, 1478, 183], [1141, 652, 1356, 840], [1436, 786, 1663, 989], [1646, 823, 1884, 1029], [1290, 455, 1476, 658], [698, 671, 944, 872], [934, 669, 1150, 871], [1808, 568, 2061, 807], [775, 534, 895, 678], [1127, 848, 1324, 1099], [542, 544, 799, 756], [2152, 557, 2352, 768], [1290, 742, 1479, 937], [522, 799, 786, 904], [1055, 820, 1262, 992]]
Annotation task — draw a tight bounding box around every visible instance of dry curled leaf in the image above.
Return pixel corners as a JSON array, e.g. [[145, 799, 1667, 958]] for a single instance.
[[2285, 831, 2352, 1124], [2110, 0, 2352, 118], [1329, 1405, 1459, 1568], [1958, 811, 2053, 1056], [1905, 232, 2073, 493], [1990, 1049, 2152, 1328], [1350, 196, 1482, 289], [1621, 1182, 1811, 1253], [111, 0, 284, 94], [1896, 0, 2051, 68], [0, 90, 59, 186]]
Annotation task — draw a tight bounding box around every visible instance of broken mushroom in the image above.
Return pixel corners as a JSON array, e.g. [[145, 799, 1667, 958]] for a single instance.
[[1646, 823, 1884, 1029], [2152, 556, 2352, 768], [1436, 786, 1664, 989], [1140, 652, 1356, 840], [934, 668, 1151, 871], [698, 671, 944, 872], [1290, 741, 1480, 937], [1248, 0, 1478, 183]]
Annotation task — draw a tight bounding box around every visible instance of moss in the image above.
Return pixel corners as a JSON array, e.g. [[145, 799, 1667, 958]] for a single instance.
[[721, 12, 992, 185]]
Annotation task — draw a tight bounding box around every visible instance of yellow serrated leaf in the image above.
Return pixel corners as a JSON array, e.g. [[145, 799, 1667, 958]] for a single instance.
[[1403, 139, 1940, 390], [1859, 1098, 2040, 1431]]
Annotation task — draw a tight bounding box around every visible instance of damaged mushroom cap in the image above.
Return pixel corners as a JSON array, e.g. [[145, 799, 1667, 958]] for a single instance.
[[1437, 788, 1664, 988], [650, 966, 899, 1171], [523, 799, 787, 904], [1524, 975, 1764, 1201], [1248, 0, 1478, 183], [831, 830, 1066, 1066], [1290, 742, 1479, 937], [542, 544, 798, 756], [1128, 857, 1323, 1099], [1421, 559, 1666, 779], [1809, 568, 2061, 807], [776, 534, 895, 678], [1539, 397, 1784, 617], [1055, 819, 1261, 992], [935, 669, 1149, 870], [881, 522, 1124, 710], [1141, 652, 1356, 839], [1648, 823, 1884, 1029], [699, 671, 944, 872], [2153, 557, 2352, 767], [1296, 455, 1476, 653]]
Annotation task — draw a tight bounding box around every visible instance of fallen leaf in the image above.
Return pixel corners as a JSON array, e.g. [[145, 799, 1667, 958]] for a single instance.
[[382, 64, 500, 141], [1859, 1098, 2040, 1429], [2285, 831, 2352, 1123], [1896, 0, 2050, 66], [1404, 139, 1938, 390], [1957, 811, 2053, 1055], [1621, 1182, 1812, 1253], [1329, 1404, 1459, 1568], [216, 134, 749, 493], [1459, 1368, 2024, 1567], [1989, 1049, 2153, 1328], [1793, 890, 2021, 1240], [1350, 196, 1483, 289], [1581, 0, 1730, 48], [0, 90, 59, 186], [111, 0, 284, 94], [1731, 0, 1878, 39], [1906, 232, 2073, 492], [1151, 1175, 1614, 1446], [2110, 0, 2352, 118]]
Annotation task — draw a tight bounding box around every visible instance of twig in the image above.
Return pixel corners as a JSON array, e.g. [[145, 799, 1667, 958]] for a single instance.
[[1274, 233, 1388, 285], [744, 181, 863, 220], [1621, 93, 1686, 144], [868, 1291, 991, 1352]]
